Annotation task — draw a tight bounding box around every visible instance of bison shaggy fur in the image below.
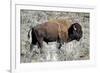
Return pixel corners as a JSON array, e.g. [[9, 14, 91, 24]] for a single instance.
[[28, 19, 83, 51]]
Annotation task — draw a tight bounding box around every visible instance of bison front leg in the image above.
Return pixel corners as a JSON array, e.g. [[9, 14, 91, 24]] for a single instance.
[[57, 35, 65, 49], [57, 39, 63, 49], [58, 43, 62, 49]]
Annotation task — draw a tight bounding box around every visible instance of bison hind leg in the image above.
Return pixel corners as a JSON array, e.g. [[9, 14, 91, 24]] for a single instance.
[[30, 43, 37, 52], [30, 41, 37, 51], [36, 36, 43, 49], [30, 44, 33, 51]]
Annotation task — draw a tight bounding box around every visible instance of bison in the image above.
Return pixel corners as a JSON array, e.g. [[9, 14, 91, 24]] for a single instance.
[[28, 19, 83, 51]]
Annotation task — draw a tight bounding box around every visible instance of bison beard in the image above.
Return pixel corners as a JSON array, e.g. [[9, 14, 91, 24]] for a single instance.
[[28, 20, 83, 51]]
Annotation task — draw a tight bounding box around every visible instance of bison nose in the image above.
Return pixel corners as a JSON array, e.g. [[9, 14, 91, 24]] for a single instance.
[[76, 35, 82, 41]]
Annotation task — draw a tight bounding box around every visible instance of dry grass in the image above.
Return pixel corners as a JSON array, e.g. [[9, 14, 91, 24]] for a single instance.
[[20, 10, 90, 63]]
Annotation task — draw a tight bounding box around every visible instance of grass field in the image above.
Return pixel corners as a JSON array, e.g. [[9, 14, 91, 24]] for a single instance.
[[20, 10, 90, 63]]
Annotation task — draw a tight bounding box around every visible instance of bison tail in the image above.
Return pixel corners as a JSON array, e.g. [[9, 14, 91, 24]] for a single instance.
[[28, 28, 32, 39]]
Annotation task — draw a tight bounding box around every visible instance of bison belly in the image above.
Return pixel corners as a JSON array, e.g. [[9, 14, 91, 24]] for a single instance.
[[44, 29, 58, 43]]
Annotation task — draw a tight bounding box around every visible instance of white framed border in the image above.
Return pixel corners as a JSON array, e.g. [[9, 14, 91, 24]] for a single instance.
[[11, 1, 96, 73]]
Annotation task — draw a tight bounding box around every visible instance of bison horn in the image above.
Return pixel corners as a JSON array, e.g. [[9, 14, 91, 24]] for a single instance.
[[73, 25, 77, 30]]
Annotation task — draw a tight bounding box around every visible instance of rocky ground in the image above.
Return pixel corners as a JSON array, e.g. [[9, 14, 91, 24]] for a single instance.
[[20, 10, 90, 63]]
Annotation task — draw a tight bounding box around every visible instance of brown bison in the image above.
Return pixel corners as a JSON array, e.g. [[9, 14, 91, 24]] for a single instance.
[[28, 19, 83, 51]]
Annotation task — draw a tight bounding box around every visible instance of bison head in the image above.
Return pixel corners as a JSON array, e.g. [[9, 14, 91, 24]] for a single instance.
[[68, 23, 83, 41]]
